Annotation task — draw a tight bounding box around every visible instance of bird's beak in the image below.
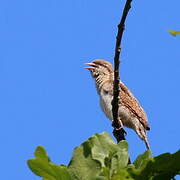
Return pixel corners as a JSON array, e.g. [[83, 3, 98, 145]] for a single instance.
[[84, 62, 96, 70]]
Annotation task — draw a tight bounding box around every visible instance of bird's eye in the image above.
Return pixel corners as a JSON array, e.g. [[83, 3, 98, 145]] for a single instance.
[[93, 72, 99, 78], [103, 89, 109, 95]]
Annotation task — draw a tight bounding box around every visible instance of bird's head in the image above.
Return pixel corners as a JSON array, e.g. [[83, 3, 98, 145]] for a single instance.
[[85, 59, 113, 79], [85, 59, 114, 90]]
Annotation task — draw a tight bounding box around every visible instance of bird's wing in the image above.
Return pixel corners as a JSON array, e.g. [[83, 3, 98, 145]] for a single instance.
[[119, 82, 150, 130]]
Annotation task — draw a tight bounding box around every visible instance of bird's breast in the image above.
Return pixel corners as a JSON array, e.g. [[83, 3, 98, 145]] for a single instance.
[[99, 91, 113, 121]]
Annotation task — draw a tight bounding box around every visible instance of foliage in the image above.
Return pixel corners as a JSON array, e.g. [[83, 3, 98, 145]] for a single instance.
[[168, 30, 180, 36], [27, 132, 180, 180]]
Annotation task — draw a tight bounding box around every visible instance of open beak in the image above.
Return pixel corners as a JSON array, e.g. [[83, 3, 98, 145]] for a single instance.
[[84, 62, 96, 70]]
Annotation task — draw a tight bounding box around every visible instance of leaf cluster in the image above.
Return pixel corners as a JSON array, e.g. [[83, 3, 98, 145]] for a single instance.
[[27, 132, 180, 180]]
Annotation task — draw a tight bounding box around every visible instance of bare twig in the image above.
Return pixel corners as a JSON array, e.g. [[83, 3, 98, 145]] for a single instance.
[[112, 0, 133, 142]]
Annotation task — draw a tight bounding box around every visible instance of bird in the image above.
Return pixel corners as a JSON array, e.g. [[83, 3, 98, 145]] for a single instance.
[[85, 59, 150, 150]]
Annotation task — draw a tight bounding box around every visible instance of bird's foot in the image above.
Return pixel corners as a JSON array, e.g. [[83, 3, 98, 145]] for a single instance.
[[111, 119, 124, 130]]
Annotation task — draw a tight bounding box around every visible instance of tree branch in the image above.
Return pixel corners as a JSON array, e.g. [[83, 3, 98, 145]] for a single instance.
[[112, 0, 133, 142]]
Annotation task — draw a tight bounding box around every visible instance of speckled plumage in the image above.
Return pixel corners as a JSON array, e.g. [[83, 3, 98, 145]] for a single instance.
[[85, 59, 150, 150]]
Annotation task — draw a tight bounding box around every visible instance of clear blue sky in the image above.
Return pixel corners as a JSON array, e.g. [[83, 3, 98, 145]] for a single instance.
[[0, 0, 179, 179]]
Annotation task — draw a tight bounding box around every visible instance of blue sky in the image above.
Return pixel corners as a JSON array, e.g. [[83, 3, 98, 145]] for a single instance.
[[0, 0, 180, 179]]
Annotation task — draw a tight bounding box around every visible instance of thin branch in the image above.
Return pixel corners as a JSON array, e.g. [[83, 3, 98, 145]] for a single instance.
[[112, 0, 133, 141]]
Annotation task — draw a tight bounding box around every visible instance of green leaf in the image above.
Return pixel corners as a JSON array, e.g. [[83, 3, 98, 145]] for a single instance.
[[34, 146, 50, 162], [134, 150, 151, 168], [90, 132, 129, 168], [152, 150, 180, 175], [68, 132, 129, 180], [167, 30, 180, 36], [95, 167, 110, 180], [28, 159, 55, 180], [110, 142, 129, 176], [111, 168, 134, 180], [132, 151, 180, 180], [27, 146, 71, 180], [68, 140, 101, 180]]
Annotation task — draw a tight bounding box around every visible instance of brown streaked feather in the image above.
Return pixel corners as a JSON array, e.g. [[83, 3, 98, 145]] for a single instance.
[[102, 80, 150, 130], [119, 82, 150, 130]]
